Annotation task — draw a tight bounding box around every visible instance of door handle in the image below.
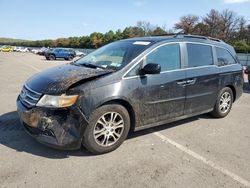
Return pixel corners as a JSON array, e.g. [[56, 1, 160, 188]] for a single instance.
[[176, 80, 187, 86], [186, 79, 196, 85]]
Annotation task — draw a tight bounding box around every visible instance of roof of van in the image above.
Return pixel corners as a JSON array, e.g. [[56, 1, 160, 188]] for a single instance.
[[122, 34, 234, 52]]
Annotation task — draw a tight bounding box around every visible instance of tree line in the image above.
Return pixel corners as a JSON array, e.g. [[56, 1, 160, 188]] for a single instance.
[[1, 9, 250, 52]]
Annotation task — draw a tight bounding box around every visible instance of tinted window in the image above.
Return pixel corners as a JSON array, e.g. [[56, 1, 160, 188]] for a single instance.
[[216, 47, 236, 66], [145, 43, 181, 72], [187, 43, 213, 67]]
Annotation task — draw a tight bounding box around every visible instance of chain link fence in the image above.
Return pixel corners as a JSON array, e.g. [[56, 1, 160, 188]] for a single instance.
[[237, 53, 250, 66]]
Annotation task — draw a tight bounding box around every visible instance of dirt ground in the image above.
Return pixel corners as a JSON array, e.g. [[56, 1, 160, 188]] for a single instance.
[[0, 52, 250, 188]]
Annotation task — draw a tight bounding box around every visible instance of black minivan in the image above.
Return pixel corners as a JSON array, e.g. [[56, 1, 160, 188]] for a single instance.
[[17, 35, 243, 154]]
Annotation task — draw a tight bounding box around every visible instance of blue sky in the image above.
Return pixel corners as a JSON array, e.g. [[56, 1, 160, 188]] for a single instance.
[[0, 0, 250, 40]]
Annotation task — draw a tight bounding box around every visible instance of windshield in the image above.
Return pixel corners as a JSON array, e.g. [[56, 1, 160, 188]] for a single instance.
[[73, 41, 151, 70]]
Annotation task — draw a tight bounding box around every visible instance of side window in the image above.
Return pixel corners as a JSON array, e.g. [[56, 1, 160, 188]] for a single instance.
[[216, 47, 237, 66], [126, 63, 141, 77], [187, 43, 213, 67], [145, 43, 181, 72]]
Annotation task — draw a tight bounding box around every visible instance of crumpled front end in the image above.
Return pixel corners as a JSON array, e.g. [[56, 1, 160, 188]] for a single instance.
[[16, 97, 88, 150]]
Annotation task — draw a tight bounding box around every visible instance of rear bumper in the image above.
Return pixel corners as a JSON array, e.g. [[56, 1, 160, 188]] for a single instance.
[[16, 97, 88, 150]]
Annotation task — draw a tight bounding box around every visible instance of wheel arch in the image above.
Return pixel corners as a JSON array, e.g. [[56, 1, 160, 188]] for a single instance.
[[99, 99, 136, 132], [50, 53, 56, 57], [225, 85, 236, 102]]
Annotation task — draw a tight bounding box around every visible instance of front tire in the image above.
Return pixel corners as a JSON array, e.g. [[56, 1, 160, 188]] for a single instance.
[[210, 87, 233, 118], [82, 104, 130, 154], [49, 54, 56, 60]]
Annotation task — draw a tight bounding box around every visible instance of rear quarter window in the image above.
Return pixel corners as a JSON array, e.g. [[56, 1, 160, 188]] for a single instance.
[[187, 43, 213, 68], [215, 47, 237, 66]]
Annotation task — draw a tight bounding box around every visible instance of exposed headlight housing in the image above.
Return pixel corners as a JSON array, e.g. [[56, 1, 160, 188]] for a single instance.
[[36, 94, 78, 108]]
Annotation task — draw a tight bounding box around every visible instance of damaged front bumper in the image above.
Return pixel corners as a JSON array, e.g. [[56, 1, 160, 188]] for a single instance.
[[16, 97, 88, 150]]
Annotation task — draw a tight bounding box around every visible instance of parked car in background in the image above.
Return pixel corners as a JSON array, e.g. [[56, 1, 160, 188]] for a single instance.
[[37, 47, 50, 55], [31, 48, 40, 54], [0, 45, 13, 52], [45, 48, 76, 60], [244, 65, 250, 84], [17, 35, 243, 154], [75, 50, 86, 57], [13, 46, 29, 52], [13, 46, 19, 51], [19, 47, 29, 52]]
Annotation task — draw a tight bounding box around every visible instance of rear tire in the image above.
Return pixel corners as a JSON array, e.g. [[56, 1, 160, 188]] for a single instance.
[[68, 55, 73, 61], [82, 104, 130, 154], [210, 87, 233, 118]]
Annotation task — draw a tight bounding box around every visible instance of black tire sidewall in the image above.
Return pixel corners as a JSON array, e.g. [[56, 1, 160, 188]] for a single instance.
[[68, 55, 73, 60], [83, 104, 130, 154], [49, 55, 55, 60]]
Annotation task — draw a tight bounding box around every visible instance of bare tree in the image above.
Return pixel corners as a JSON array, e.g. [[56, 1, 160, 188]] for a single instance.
[[238, 17, 247, 31], [136, 21, 156, 36], [202, 9, 241, 40], [193, 22, 210, 36], [203, 9, 222, 38], [174, 15, 199, 34], [237, 17, 250, 42], [220, 9, 240, 40]]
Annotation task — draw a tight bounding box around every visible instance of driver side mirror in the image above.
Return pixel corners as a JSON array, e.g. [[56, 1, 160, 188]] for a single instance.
[[140, 63, 161, 75]]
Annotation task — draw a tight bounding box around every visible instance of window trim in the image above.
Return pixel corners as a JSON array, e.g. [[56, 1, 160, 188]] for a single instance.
[[122, 41, 238, 80], [122, 42, 183, 79]]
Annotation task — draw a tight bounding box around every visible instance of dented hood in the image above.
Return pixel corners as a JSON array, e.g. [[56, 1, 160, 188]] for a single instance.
[[26, 63, 112, 95]]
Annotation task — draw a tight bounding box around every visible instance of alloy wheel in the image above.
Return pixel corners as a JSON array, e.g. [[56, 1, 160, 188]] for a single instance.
[[93, 112, 124, 147], [219, 91, 232, 114]]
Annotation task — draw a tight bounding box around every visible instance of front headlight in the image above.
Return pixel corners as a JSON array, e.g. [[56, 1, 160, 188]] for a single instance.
[[36, 94, 78, 108]]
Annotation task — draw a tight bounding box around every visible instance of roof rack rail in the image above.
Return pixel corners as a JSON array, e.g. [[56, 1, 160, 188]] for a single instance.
[[153, 33, 182, 37], [152, 32, 185, 37], [206, 36, 221, 42], [173, 32, 186, 38], [153, 33, 222, 42], [181, 34, 222, 42]]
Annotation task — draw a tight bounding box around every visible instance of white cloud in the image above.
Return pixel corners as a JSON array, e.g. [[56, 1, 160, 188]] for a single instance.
[[224, 0, 250, 3]]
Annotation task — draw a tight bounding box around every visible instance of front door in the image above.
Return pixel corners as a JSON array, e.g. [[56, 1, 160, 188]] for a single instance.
[[137, 43, 186, 126]]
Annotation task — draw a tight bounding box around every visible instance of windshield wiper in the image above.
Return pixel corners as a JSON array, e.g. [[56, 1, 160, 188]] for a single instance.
[[74, 62, 106, 70]]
